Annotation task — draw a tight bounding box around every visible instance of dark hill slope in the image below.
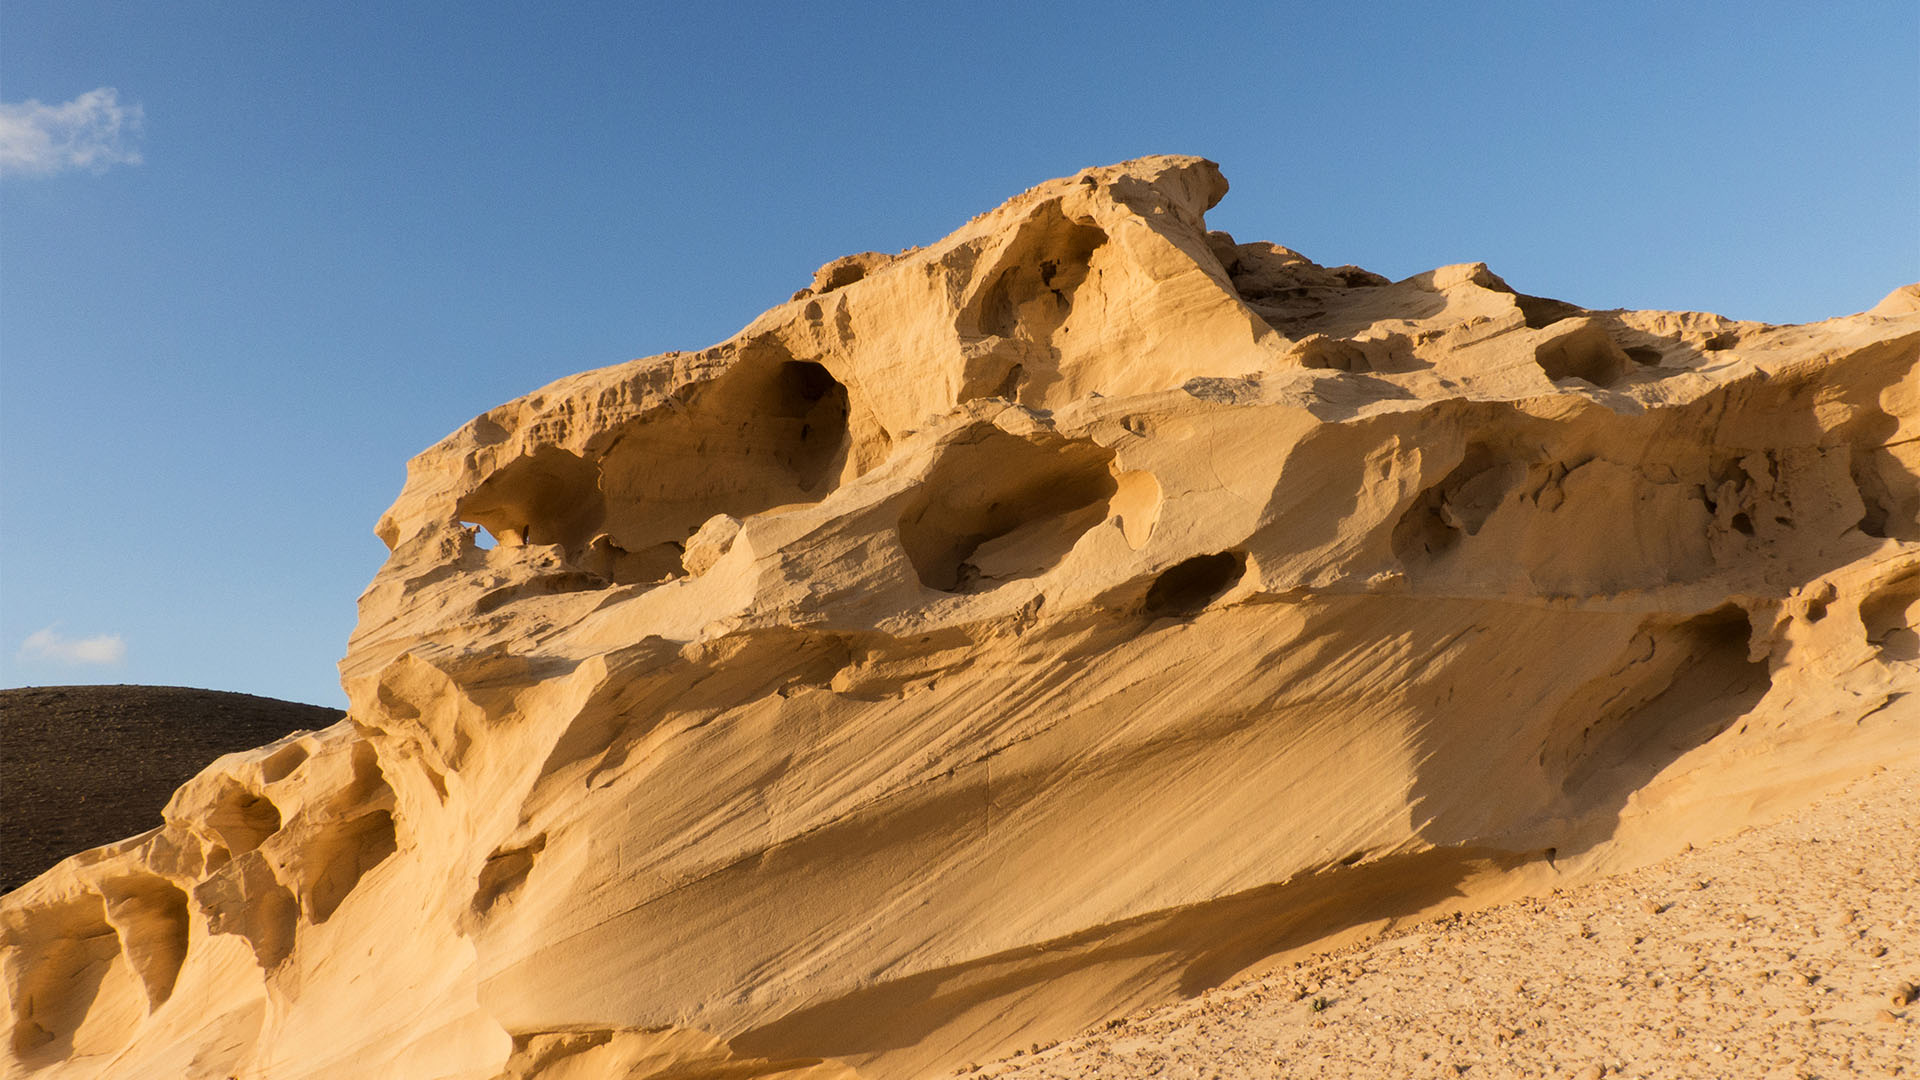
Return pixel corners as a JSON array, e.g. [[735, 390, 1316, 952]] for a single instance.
[[1, 684, 343, 892]]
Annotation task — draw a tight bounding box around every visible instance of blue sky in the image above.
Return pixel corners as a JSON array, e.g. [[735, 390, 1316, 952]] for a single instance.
[[3, 2, 1916, 707]]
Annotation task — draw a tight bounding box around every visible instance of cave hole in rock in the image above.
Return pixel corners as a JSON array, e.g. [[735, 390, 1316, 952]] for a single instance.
[[1850, 441, 1920, 541], [7, 893, 124, 1064], [1805, 584, 1833, 623], [258, 742, 309, 784], [1554, 605, 1770, 798], [461, 521, 498, 550], [898, 429, 1118, 592], [194, 855, 299, 969], [1391, 443, 1520, 564], [473, 834, 548, 917], [1860, 570, 1920, 661], [202, 779, 281, 856], [99, 875, 191, 1010], [586, 354, 855, 584], [455, 447, 603, 553], [1533, 320, 1629, 385], [1854, 482, 1891, 540], [975, 215, 1108, 341], [1142, 551, 1248, 619], [454, 355, 858, 589], [261, 742, 402, 924], [952, 204, 1106, 407], [294, 811, 399, 924]]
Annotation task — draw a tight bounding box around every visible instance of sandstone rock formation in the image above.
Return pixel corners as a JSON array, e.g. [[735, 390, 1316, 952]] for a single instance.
[[4, 156, 1915, 1079]]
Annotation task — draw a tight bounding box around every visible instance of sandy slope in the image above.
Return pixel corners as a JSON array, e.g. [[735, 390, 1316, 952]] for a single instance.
[[969, 761, 1920, 1079]]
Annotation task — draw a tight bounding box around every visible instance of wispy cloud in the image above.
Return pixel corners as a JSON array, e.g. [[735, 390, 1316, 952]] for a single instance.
[[17, 626, 127, 666], [0, 87, 144, 178]]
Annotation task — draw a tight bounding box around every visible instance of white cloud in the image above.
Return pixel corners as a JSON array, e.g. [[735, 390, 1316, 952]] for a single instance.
[[0, 87, 144, 178], [17, 626, 127, 666]]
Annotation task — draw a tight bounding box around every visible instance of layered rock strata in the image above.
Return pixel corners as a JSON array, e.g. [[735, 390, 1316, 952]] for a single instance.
[[4, 156, 1916, 1079]]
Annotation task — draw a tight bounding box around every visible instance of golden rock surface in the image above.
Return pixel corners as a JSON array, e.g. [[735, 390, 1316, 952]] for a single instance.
[[5, 157, 1915, 1079]]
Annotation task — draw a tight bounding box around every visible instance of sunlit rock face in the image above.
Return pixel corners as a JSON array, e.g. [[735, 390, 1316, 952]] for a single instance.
[[4, 156, 1915, 1080]]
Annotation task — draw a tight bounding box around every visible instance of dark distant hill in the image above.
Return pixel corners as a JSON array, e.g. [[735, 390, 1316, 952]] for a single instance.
[[0, 684, 344, 893]]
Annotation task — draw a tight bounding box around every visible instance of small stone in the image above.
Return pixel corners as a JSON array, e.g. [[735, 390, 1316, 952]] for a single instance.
[[1642, 898, 1664, 914], [1894, 982, 1918, 1006], [1867, 943, 1889, 958], [1874, 1009, 1900, 1024], [1574, 1067, 1604, 1080]]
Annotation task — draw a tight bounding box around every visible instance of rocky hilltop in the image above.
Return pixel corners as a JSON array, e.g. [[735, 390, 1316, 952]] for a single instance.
[[4, 157, 1915, 1079], [0, 686, 344, 893]]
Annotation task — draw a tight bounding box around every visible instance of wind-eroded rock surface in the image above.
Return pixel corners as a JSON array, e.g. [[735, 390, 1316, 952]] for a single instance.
[[4, 157, 1916, 1079]]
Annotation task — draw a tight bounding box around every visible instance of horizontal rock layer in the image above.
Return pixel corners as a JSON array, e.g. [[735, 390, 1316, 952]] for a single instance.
[[5, 156, 1917, 1079]]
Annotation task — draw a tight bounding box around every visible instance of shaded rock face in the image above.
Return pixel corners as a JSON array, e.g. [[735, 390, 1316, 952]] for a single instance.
[[4, 157, 1916, 1079]]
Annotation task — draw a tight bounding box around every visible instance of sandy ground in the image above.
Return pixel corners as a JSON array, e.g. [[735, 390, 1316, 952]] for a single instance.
[[964, 762, 1919, 1080]]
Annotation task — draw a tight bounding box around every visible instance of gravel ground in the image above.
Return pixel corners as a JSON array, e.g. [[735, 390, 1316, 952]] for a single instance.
[[0, 684, 342, 892], [966, 763, 1919, 1080]]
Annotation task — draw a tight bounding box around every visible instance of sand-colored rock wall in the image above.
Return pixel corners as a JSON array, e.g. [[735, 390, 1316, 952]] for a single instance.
[[4, 157, 1916, 1079]]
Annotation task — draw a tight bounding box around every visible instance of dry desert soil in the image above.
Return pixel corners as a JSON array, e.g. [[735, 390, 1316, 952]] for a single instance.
[[963, 761, 1919, 1080], [0, 685, 343, 893]]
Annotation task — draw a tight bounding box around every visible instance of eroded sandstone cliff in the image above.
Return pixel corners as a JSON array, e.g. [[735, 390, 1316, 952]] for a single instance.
[[4, 156, 1916, 1079]]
